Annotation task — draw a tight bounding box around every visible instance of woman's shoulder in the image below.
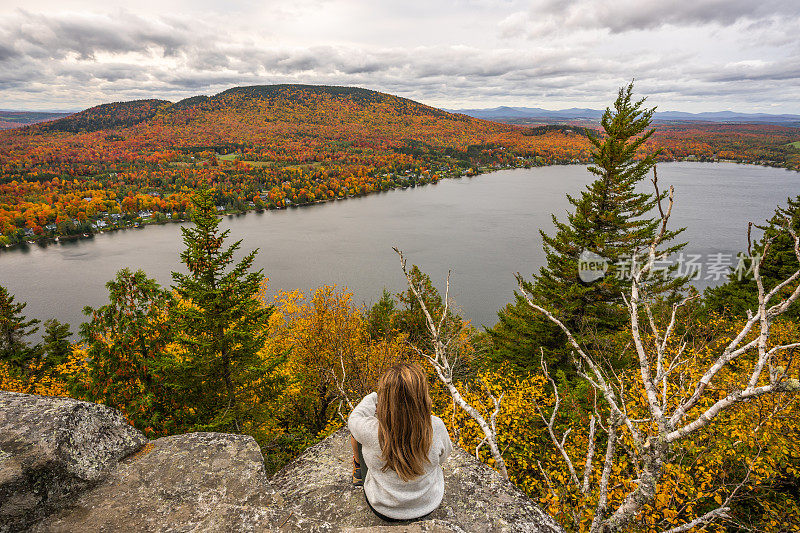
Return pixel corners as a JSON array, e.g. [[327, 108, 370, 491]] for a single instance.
[[430, 415, 449, 433]]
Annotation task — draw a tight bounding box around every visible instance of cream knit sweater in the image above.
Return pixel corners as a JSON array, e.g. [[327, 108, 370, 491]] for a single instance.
[[348, 392, 454, 520]]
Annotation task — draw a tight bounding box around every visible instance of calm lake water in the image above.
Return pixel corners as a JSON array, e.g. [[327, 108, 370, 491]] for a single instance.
[[1, 162, 798, 340]]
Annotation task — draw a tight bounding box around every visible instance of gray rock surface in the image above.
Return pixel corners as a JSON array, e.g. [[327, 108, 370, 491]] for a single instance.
[[0, 391, 147, 532], [32, 432, 285, 533], [271, 428, 563, 533], [2, 392, 562, 532]]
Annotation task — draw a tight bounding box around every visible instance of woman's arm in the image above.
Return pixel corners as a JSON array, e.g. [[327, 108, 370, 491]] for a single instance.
[[437, 419, 454, 463], [347, 391, 378, 443]]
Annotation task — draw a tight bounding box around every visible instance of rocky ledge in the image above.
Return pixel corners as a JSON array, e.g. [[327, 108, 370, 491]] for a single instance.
[[0, 391, 562, 532], [272, 427, 561, 532], [0, 391, 147, 532]]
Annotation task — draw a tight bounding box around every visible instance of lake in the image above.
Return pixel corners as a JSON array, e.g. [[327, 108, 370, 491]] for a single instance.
[[1, 162, 798, 340]]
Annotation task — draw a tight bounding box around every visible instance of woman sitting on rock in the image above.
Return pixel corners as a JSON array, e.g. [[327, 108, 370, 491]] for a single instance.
[[348, 362, 454, 522]]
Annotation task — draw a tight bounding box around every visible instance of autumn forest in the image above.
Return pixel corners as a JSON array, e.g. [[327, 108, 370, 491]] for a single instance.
[[2, 84, 799, 247], [2, 83, 800, 532]]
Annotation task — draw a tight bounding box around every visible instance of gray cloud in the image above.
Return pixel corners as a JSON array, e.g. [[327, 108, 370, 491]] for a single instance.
[[3, 11, 198, 60], [502, 0, 800, 36], [0, 42, 19, 62], [702, 59, 800, 83], [0, 2, 798, 112]]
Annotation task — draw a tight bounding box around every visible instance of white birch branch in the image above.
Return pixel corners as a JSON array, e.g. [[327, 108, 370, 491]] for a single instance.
[[395, 248, 509, 479]]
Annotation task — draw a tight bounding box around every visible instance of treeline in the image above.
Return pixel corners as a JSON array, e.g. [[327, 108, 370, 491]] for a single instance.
[[2, 84, 800, 532]]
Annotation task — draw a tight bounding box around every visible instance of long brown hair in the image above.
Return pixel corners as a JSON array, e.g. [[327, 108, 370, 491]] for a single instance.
[[376, 362, 433, 481]]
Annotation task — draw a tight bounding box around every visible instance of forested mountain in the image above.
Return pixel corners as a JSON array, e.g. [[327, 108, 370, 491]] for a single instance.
[[1, 84, 798, 246], [37, 100, 171, 133]]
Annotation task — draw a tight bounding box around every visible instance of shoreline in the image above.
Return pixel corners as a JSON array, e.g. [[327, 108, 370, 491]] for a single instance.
[[3, 160, 798, 340], [3, 158, 798, 252]]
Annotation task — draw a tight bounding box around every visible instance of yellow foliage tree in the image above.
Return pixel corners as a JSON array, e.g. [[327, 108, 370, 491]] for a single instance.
[[0, 345, 88, 399], [265, 285, 409, 436], [439, 319, 800, 532]]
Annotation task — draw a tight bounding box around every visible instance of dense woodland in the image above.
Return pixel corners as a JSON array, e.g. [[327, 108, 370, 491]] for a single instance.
[[2, 84, 800, 532], [1, 84, 798, 247]]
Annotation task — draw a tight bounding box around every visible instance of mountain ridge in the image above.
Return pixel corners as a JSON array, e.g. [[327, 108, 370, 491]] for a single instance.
[[12, 84, 800, 134], [448, 106, 800, 125], [28, 84, 460, 134]]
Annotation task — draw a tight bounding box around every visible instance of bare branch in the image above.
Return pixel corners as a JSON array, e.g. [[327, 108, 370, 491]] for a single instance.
[[582, 414, 597, 494], [332, 350, 354, 411], [660, 507, 730, 533], [517, 286, 625, 421], [589, 419, 618, 533], [662, 452, 755, 533], [537, 350, 581, 489], [475, 436, 487, 460], [396, 248, 509, 479]]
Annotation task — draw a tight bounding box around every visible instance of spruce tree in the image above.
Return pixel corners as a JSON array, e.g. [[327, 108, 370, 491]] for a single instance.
[[392, 265, 462, 354], [0, 285, 40, 373], [168, 188, 279, 433], [704, 195, 800, 320], [78, 269, 175, 435], [489, 83, 685, 372], [366, 288, 397, 341], [41, 319, 72, 368]]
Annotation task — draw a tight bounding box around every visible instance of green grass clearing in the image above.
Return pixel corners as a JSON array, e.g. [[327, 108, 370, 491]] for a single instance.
[[216, 154, 272, 167], [786, 141, 800, 150]]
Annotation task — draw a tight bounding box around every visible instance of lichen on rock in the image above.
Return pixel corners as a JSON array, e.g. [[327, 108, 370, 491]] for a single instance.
[[0, 390, 147, 532], [271, 428, 562, 533], [31, 432, 284, 533], [2, 392, 562, 532]]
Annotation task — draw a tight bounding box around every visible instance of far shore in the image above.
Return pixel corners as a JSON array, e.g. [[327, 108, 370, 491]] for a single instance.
[[2, 158, 797, 252]]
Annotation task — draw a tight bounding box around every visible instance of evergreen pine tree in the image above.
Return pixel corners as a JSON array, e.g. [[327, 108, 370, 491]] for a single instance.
[[366, 288, 397, 341], [41, 319, 72, 368], [78, 268, 175, 435], [704, 195, 800, 320], [489, 83, 685, 372], [392, 265, 462, 354], [0, 285, 40, 373], [168, 188, 279, 433]]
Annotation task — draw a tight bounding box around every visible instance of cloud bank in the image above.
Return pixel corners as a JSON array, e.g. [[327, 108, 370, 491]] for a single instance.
[[1, 1, 798, 112]]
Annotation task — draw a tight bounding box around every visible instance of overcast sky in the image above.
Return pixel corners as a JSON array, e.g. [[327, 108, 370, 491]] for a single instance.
[[1, 0, 799, 113]]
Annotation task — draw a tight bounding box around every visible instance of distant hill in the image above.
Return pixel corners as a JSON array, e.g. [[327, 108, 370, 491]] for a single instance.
[[17, 84, 463, 139], [0, 110, 72, 130], [448, 106, 603, 122], [448, 106, 800, 126], [37, 100, 171, 133], [5, 84, 798, 170]]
